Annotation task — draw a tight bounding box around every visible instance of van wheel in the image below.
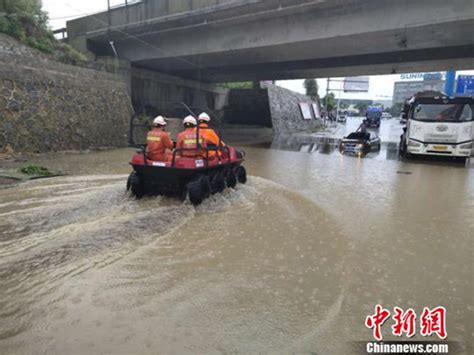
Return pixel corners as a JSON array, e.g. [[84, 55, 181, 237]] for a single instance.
[[399, 138, 409, 159], [130, 172, 145, 198]]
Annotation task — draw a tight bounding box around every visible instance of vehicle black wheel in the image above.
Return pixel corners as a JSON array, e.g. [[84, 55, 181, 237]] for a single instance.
[[130, 172, 145, 198], [401, 139, 411, 159], [180, 184, 188, 201], [235, 166, 247, 184], [126, 173, 133, 191], [200, 175, 211, 198], [188, 180, 203, 205], [211, 172, 226, 194], [226, 169, 237, 189], [188, 175, 211, 205], [399, 138, 406, 158]]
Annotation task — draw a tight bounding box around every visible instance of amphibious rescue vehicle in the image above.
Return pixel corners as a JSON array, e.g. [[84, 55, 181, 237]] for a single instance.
[[127, 104, 247, 205]]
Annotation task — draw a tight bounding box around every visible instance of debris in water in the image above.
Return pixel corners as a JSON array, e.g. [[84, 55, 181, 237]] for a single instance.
[[20, 165, 55, 177]]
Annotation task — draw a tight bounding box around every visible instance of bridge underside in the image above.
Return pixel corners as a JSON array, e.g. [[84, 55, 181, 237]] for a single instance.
[[131, 44, 474, 83], [72, 0, 474, 82]]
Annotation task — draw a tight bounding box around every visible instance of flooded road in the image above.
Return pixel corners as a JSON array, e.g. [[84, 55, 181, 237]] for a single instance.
[[1, 118, 473, 354]]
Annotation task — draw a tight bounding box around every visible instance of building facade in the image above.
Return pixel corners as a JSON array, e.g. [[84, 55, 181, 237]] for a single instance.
[[393, 79, 445, 103]]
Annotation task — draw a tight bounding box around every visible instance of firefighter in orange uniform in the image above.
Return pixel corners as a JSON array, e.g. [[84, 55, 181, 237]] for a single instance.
[[196, 112, 224, 157], [146, 116, 173, 161], [176, 116, 207, 157]]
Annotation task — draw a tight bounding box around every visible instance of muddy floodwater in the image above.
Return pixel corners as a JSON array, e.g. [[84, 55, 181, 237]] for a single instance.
[[0, 118, 473, 354]]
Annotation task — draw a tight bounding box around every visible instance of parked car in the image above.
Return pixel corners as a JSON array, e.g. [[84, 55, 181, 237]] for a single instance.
[[381, 112, 392, 119], [336, 114, 347, 123]]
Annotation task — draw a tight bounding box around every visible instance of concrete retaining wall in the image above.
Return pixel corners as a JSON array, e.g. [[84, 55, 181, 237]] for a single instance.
[[131, 67, 228, 115], [264, 83, 321, 134], [224, 83, 321, 133], [224, 89, 272, 127], [0, 35, 133, 153]]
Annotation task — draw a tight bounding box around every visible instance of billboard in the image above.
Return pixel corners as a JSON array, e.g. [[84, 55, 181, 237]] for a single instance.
[[456, 75, 474, 95], [400, 72, 446, 81], [299, 103, 313, 120], [311, 103, 321, 119], [344, 76, 369, 93]]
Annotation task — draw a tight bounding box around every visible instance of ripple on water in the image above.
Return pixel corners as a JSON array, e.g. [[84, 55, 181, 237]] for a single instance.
[[0, 175, 348, 353]]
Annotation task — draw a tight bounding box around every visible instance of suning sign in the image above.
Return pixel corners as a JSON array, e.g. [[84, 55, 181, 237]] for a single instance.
[[400, 72, 446, 81]]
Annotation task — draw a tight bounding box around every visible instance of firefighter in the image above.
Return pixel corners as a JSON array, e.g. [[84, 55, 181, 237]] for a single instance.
[[196, 112, 224, 157], [176, 116, 207, 157], [146, 116, 173, 162]]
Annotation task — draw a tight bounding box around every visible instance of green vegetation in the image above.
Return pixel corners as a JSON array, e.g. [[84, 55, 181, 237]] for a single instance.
[[19, 165, 54, 177], [322, 92, 336, 111], [303, 79, 319, 100], [222, 82, 254, 89], [355, 101, 369, 113], [389, 102, 404, 117], [339, 101, 349, 109], [0, 0, 87, 64]]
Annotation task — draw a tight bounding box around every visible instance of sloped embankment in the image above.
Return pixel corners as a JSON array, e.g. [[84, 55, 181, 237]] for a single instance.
[[0, 34, 133, 153]]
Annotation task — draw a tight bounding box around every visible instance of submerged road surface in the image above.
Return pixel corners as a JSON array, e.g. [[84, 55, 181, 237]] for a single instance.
[[0, 118, 472, 353]]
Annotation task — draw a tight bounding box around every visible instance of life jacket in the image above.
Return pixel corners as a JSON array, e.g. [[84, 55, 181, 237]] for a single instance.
[[146, 128, 173, 161], [196, 123, 225, 157], [176, 128, 207, 157]]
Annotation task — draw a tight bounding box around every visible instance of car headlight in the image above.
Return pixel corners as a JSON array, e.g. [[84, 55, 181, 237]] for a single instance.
[[357, 144, 364, 148], [408, 140, 421, 147], [459, 142, 473, 149]]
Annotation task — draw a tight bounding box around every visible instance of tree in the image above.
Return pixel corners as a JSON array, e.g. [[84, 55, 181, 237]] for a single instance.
[[223, 82, 254, 89], [339, 101, 349, 109], [389, 102, 404, 117], [0, 0, 87, 64], [303, 79, 319, 100], [355, 102, 369, 114], [322, 92, 336, 111], [0, 0, 49, 44]]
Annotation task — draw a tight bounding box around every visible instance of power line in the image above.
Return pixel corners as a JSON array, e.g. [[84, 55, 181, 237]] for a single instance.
[[50, 12, 102, 20], [62, 1, 204, 72]]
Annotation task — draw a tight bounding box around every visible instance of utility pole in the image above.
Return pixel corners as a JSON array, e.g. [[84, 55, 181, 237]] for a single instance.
[[326, 78, 330, 121]]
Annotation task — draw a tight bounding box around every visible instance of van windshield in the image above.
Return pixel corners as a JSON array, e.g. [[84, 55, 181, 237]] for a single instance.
[[413, 104, 473, 122]]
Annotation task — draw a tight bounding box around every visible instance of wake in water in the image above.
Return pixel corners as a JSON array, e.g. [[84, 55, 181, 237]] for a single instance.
[[0, 175, 262, 340], [0, 175, 348, 353]]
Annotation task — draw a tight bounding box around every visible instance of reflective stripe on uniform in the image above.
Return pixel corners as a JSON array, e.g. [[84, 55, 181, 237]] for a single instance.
[[147, 136, 161, 142], [184, 139, 203, 145]]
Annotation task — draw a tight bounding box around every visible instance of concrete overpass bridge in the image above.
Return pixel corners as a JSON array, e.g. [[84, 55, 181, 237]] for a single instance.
[[68, 0, 474, 83]]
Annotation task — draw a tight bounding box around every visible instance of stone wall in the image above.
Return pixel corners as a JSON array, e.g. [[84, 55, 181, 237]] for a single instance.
[[223, 83, 321, 133], [264, 83, 321, 134], [0, 34, 133, 153]]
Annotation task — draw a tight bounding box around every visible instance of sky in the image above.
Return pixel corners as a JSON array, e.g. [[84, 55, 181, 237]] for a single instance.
[[43, 0, 109, 30], [43, 0, 474, 103]]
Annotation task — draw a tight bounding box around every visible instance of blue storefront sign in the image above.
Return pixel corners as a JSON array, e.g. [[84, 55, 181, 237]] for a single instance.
[[456, 75, 474, 95]]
